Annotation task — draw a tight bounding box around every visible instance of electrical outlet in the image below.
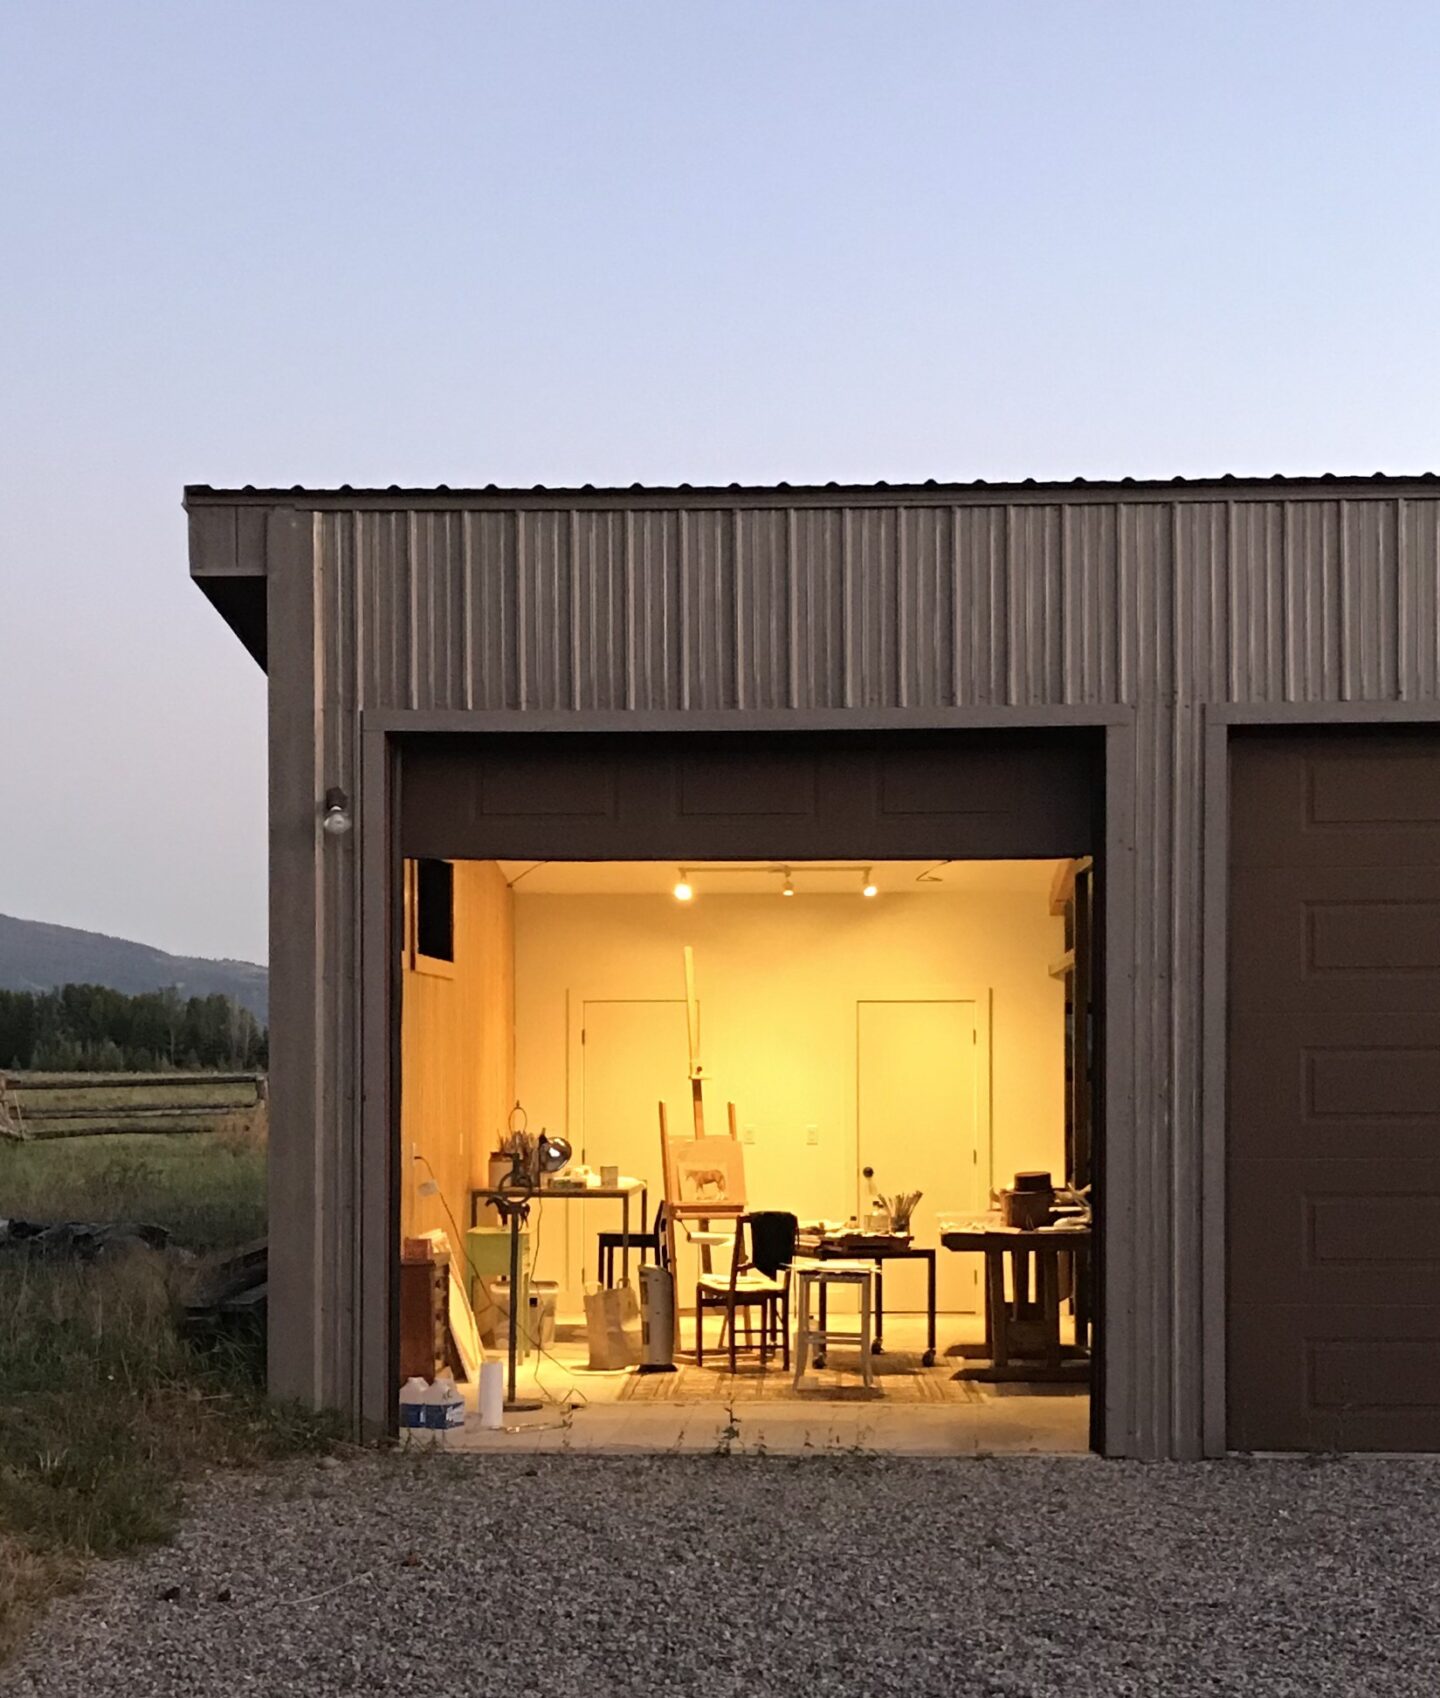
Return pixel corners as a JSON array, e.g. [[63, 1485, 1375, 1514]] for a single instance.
[[742, 1123, 756, 1145], [805, 1123, 819, 1147]]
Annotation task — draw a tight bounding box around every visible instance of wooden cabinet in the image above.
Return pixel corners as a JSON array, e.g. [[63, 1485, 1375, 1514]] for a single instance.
[[399, 1244, 450, 1381]]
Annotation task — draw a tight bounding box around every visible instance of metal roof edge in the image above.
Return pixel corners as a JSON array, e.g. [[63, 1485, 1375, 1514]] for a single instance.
[[183, 470, 1440, 508]]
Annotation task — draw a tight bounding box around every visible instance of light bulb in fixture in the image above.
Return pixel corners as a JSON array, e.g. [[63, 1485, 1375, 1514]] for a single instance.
[[782, 872, 795, 897], [321, 787, 352, 836], [673, 874, 693, 902], [862, 871, 878, 898]]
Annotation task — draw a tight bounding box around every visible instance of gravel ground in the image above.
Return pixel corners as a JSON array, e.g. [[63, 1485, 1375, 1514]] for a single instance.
[[11, 1452, 1440, 1697]]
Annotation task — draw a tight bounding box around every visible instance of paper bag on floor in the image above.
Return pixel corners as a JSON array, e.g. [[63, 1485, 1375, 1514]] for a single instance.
[[584, 1280, 641, 1370]]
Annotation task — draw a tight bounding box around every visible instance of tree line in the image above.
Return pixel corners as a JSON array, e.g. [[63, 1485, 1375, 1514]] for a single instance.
[[0, 984, 268, 1074]]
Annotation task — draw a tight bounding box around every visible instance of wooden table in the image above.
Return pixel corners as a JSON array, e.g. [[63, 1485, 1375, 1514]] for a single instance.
[[808, 1240, 939, 1366], [941, 1221, 1091, 1381], [469, 1179, 649, 1284]]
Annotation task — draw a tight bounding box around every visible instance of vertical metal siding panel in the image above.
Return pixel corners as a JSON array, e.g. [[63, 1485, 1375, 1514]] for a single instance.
[[318, 511, 360, 1409], [790, 507, 845, 708], [1006, 505, 1062, 704], [1339, 500, 1399, 701], [354, 512, 411, 710], [1399, 498, 1440, 701], [1174, 502, 1228, 704], [408, 512, 467, 711], [1126, 502, 1177, 1459], [1281, 501, 1341, 702], [571, 510, 628, 710], [679, 510, 736, 710], [1062, 504, 1119, 704], [735, 510, 791, 710], [951, 507, 1007, 706], [897, 507, 954, 708], [627, 510, 682, 710], [1227, 502, 1285, 703], [463, 510, 520, 711], [841, 509, 899, 707], [516, 511, 571, 711]]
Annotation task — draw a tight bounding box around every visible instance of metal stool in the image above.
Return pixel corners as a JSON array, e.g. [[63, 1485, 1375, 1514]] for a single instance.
[[792, 1258, 875, 1390]]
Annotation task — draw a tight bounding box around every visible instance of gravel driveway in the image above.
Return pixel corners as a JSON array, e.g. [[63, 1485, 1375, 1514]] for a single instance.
[[11, 1452, 1440, 1697]]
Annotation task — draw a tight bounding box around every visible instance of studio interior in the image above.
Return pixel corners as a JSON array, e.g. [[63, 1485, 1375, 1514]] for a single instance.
[[397, 855, 1095, 1449]]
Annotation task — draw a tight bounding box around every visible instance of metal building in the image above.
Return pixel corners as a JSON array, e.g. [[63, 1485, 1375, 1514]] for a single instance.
[[188, 472, 1440, 1459]]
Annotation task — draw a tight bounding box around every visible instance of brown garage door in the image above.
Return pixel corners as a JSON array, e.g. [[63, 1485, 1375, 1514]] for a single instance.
[[1228, 730, 1440, 1451], [400, 728, 1101, 861]]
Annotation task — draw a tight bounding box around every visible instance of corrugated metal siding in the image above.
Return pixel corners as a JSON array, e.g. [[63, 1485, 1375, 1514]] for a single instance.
[[259, 487, 1439, 1457], [313, 494, 1438, 716]]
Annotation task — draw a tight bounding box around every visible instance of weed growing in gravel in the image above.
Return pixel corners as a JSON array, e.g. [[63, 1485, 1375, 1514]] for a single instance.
[[0, 1251, 340, 1661]]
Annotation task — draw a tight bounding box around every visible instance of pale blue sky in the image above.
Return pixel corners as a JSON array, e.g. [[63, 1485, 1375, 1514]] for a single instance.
[[3, 1, 1438, 964]]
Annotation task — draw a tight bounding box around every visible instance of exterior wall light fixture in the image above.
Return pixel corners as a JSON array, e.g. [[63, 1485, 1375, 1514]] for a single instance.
[[862, 869, 878, 897], [782, 870, 795, 897], [673, 870, 694, 902], [321, 787, 353, 836]]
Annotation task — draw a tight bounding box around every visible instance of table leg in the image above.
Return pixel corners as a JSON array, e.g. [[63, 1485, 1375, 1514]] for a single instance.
[[872, 1263, 884, 1354], [923, 1251, 937, 1366], [986, 1249, 1009, 1369], [1041, 1250, 1062, 1369], [639, 1186, 648, 1237], [816, 1277, 828, 1369], [621, 1193, 631, 1286]]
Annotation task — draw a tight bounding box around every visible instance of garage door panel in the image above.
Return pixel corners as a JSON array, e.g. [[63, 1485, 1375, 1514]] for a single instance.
[[1229, 872, 1440, 1013], [401, 730, 1100, 860], [1228, 1015, 1440, 1157], [1233, 737, 1440, 871], [1229, 730, 1440, 1451], [1229, 1158, 1440, 1305], [1228, 1309, 1440, 1452]]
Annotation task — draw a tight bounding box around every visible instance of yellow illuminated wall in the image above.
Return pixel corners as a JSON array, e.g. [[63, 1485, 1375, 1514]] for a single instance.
[[511, 880, 1065, 1310], [399, 859, 515, 1246]]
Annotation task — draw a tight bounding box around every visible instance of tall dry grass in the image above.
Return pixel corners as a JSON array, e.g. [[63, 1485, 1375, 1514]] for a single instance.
[[0, 1124, 334, 1661]]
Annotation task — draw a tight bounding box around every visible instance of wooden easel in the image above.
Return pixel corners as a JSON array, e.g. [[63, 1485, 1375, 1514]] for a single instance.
[[659, 947, 744, 1349]]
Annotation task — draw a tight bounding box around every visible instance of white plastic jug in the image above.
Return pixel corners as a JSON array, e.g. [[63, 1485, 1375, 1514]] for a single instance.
[[425, 1375, 465, 1432], [399, 1376, 429, 1431]]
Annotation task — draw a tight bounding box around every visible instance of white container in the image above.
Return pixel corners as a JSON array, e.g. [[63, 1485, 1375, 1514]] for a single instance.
[[478, 1359, 504, 1429], [431, 1375, 466, 1430], [399, 1376, 429, 1431]]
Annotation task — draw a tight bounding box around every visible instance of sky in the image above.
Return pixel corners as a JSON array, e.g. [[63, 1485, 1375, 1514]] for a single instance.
[[3, 1, 1439, 966]]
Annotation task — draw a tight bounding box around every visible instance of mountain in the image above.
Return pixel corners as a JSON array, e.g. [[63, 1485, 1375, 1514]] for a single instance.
[[0, 913, 268, 1024]]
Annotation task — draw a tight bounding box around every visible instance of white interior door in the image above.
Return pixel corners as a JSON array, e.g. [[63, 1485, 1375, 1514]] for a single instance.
[[857, 1000, 981, 1314], [564, 999, 689, 1297]]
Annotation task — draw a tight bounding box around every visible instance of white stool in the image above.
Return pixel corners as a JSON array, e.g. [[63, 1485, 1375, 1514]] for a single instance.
[[792, 1258, 876, 1390]]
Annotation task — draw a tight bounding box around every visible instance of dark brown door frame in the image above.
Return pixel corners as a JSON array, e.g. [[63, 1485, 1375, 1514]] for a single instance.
[[360, 707, 1129, 1448]]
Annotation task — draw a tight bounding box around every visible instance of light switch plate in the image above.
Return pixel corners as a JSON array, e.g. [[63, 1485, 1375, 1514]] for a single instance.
[[742, 1123, 756, 1145], [805, 1123, 819, 1146]]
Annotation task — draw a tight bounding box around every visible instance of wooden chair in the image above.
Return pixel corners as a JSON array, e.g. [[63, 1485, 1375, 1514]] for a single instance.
[[596, 1204, 664, 1288], [696, 1212, 797, 1372]]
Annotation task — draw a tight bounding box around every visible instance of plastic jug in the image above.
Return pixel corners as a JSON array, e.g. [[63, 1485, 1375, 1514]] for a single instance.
[[425, 1375, 466, 1432], [399, 1376, 429, 1430]]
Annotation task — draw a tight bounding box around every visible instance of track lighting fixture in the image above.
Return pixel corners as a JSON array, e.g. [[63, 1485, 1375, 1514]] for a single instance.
[[673, 871, 694, 901]]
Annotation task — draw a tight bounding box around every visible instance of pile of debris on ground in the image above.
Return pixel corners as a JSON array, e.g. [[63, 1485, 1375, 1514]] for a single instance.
[[0, 1220, 268, 1344]]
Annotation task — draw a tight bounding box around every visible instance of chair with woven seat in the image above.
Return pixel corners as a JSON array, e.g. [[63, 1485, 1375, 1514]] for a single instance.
[[696, 1211, 797, 1371]]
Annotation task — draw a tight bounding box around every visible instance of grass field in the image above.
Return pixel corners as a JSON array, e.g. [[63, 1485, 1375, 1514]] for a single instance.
[[0, 1112, 332, 1661], [0, 1128, 266, 1250]]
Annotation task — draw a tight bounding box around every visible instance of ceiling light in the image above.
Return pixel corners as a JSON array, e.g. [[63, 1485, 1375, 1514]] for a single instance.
[[673, 872, 693, 902], [782, 871, 795, 897], [862, 869, 878, 898]]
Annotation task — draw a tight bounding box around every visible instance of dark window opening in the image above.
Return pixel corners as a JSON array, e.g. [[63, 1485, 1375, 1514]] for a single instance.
[[415, 859, 454, 962]]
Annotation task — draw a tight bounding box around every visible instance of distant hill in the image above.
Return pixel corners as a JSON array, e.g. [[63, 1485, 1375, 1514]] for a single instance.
[[0, 913, 268, 1024]]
